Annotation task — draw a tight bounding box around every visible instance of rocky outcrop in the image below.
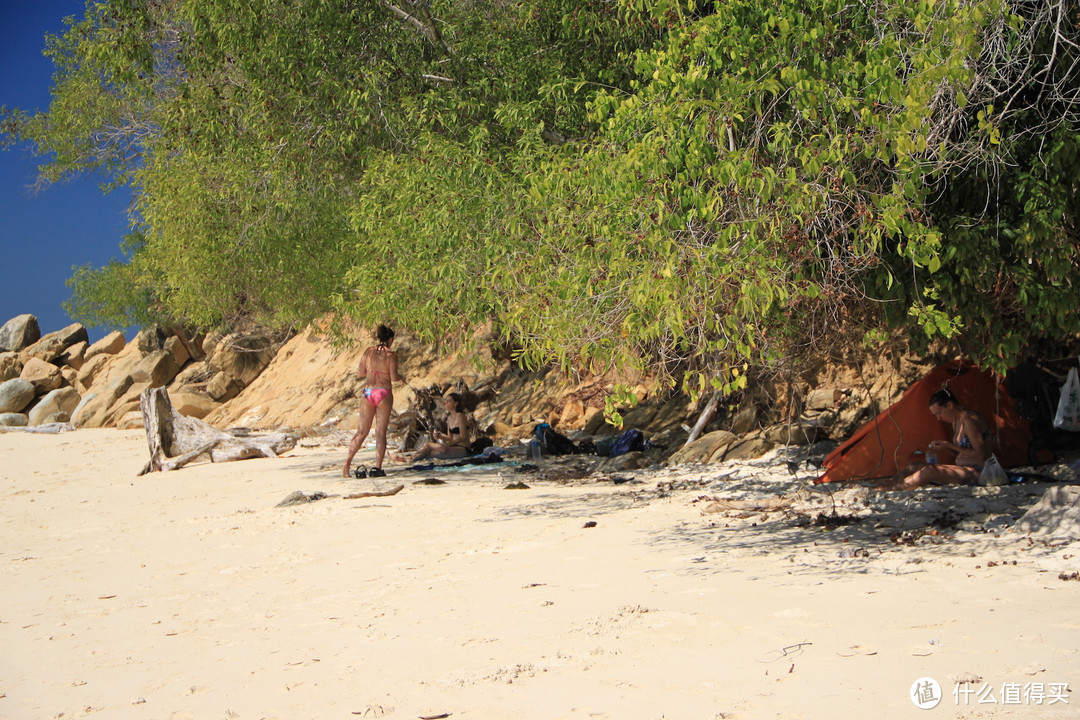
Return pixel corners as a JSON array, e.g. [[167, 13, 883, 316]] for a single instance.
[[0, 312, 943, 468], [0, 313, 290, 431]]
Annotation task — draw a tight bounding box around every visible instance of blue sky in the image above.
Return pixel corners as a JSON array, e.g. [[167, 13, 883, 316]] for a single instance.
[[0, 0, 133, 343]]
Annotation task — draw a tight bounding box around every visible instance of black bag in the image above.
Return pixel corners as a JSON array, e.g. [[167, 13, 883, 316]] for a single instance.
[[609, 428, 649, 457], [534, 423, 578, 455], [470, 436, 494, 455]]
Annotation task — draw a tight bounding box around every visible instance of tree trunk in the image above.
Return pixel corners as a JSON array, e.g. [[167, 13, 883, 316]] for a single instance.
[[139, 387, 297, 475]]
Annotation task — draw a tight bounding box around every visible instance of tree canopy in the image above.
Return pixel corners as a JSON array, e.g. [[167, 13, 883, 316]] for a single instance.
[[4, 0, 1079, 389]]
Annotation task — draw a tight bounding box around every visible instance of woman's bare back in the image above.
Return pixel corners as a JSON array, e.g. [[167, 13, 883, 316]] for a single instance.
[[362, 345, 398, 388]]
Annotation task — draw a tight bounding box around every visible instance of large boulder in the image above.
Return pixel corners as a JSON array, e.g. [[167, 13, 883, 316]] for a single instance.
[[210, 333, 276, 386], [0, 378, 36, 414], [170, 391, 220, 419], [28, 387, 82, 426], [84, 331, 127, 361], [23, 323, 89, 363], [20, 357, 64, 394], [131, 349, 181, 388], [0, 352, 22, 382], [0, 314, 40, 352]]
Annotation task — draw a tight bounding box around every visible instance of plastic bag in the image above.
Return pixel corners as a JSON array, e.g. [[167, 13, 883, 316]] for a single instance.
[[978, 454, 1009, 486], [1053, 367, 1080, 432]]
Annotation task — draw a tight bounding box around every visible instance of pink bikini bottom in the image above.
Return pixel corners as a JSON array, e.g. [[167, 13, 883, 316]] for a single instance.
[[362, 387, 390, 407]]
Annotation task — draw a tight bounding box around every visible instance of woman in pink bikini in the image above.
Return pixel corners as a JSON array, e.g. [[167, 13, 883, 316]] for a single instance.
[[342, 325, 401, 478]]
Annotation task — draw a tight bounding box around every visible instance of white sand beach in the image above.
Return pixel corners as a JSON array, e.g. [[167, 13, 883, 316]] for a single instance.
[[2, 428, 1078, 719]]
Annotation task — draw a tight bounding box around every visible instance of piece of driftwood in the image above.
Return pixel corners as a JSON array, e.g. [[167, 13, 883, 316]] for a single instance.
[[138, 387, 297, 475], [343, 484, 404, 499], [684, 390, 722, 447]]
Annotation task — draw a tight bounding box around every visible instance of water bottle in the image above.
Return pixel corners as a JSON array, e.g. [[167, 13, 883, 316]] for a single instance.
[[926, 446, 938, 465], [529, 438, 542, 461]]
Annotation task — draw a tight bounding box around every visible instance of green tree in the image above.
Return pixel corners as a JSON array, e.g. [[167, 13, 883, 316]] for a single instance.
[[12, 0, 656, 331], [7, 0, 1079, 388]]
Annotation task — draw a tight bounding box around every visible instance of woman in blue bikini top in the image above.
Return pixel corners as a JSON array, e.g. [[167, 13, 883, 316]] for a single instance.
[[895, 388, 992, 490]]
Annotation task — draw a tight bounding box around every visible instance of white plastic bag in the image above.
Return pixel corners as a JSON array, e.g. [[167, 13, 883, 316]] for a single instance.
[[1053, 367, 1080, 432], [978, 454, 1009, 486]]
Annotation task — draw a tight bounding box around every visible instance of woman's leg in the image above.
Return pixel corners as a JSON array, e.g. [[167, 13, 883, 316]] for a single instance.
[[373, 397, 393, 469], [343, 400, 377, 477], [900, 463, 980, 489], [432, 445, 470, 460]]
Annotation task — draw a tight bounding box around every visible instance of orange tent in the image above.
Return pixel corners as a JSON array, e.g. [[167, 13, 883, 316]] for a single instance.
[[816, 360, 1031, 484]]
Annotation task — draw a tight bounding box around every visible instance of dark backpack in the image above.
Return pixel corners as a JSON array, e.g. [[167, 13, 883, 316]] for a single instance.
[[609, 428, 649, 457], [534, 423, 578, 455], [470, 436, 494, 455]]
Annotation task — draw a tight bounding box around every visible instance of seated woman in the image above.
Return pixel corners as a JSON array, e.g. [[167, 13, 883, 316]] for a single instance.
[[895, 389, 991, 489], [396, 392, 473, 462]]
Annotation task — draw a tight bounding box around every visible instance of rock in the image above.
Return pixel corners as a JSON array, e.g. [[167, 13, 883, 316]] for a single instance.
[[723, 434, 775, 460], [201, 332, 225, 361], [60, 366, 79, 390], [169, 391, 220, 419], [210, 333, 275, 386], [207, 372, 243, 402], [583, 410, 611, 435], [131, 349, 181, 388], [668, 430, 737, 465], [763, 422, 825, 446], [27, 387, 81, 426], [53, 322, 89, 348], [172, 360, 214, 387], [116, 410, 145, 430], [649, 426, 689, 452], [59, 340, 88, 370], [805, 387, 840, 411], [72, 374, 134, 427], [84, 331, 127, 360], [0, 378, 36, 413], [558, 397, 585, 429], [0, 412, 28, 427], [77, 353, 113, 390], [595, 448, 664, 471], [20, 357, 64, 394], [23, 323, 88, 362], [21, 335, 66, 364], [729, 405, 759, 435], [0, 352, 22, 381], [164, 335, 190, 368], [0, 314, 40, 352], [137, 327, 168, 354]]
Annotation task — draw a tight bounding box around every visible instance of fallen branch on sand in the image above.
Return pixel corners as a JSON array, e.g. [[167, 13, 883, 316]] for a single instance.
[[344, 484, 404, 499], [138, 387, 297, 475]]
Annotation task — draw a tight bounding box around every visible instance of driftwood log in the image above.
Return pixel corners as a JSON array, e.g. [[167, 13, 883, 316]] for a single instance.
[[138, 387, 298, 475], [683, 390, 722, 447]]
